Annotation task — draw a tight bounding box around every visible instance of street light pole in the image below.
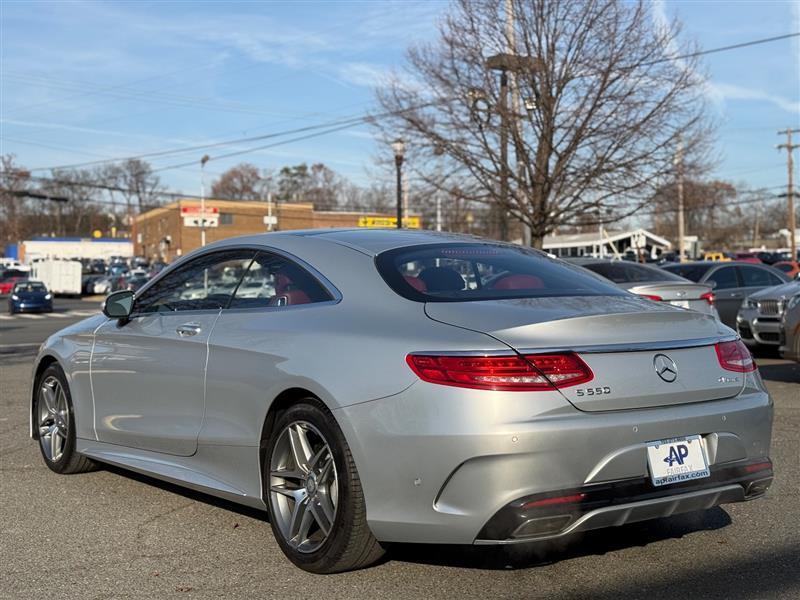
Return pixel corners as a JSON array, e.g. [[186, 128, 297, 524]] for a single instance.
[[778, 128, 799, 262], [392, 139, 405, 229], [200, 154, 210, 247]]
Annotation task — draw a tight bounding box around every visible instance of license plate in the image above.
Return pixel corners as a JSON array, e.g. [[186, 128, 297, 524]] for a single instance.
[[646, 435, 710, 486], [670, 300, 690, 309]]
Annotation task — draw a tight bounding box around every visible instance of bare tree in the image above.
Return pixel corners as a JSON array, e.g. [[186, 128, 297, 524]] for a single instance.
[[211, 162, 265, 201], [0, 154, 31, 243], [376, 0, 713, 247]]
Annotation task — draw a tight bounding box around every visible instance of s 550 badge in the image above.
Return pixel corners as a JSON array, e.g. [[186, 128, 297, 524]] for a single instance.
[[576, 386, 611, 397]]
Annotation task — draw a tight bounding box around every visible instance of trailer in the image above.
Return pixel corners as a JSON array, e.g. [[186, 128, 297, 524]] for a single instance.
[[30, 259, 83, 296]]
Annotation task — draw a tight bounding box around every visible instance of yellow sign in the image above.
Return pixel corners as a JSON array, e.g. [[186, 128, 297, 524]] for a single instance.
[[92, 229, 102, 239], [358, 216, 421, 229]]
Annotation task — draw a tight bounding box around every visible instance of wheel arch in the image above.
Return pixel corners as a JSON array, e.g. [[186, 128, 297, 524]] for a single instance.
[[30, 354, 60, 440], [258, 387, 340, 500]]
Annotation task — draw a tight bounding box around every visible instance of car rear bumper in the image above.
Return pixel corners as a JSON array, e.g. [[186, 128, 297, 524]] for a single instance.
[[338, 379, 773, 545], [474, 460, 772, 543]]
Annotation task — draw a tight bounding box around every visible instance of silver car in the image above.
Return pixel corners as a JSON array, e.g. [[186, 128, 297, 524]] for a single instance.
[[569, 259, 718, 318], [737, 280, 800, 349], [30, 230, 774, 573], [662, 261, 788, 328], [780, 292, 800, 361]]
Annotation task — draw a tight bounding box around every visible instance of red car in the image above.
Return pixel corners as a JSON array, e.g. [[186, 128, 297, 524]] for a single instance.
[[0, 276, 27, 295], [773, 261, 800, 278], [733, 252, 762, 264]]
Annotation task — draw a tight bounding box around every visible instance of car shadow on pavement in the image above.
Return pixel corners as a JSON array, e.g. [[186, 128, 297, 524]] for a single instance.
[[757, 361, 800, 383], [384, 507, 732, 571], [101, 463, 270, 523]]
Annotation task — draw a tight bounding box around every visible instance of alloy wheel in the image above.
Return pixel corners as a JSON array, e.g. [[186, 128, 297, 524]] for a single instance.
[[269, 421, 338, 553], [38, 375, 69, 462]]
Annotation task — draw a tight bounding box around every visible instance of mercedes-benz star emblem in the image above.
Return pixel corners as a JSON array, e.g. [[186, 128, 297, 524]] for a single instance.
[[653, 354, 678, 383]]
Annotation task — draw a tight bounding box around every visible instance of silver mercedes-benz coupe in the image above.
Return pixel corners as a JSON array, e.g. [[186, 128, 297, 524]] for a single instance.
[[30, 229, 774, 573]]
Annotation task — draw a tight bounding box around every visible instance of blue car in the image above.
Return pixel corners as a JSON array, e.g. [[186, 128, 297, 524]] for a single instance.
[[8, 281, 53, 315]]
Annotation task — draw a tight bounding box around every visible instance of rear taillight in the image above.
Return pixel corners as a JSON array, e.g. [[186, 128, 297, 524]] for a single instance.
[[637, 294, 663, 301], [715, 339, 756, 373], [405, 353, 593, 391], [700, 291, 715, 305]]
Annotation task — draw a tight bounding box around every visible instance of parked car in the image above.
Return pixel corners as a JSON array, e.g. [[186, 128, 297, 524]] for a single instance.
[[737, 279, 800, 349], [0, 274, 27, 295], [92, 275, 127, 295], [125, 275, 150, 293], [772, 261, 800, 279], [732, 252, 762, 264], [8, 280, 52, 314], [755, 251, 780, 265], [31, 230, 774, 574], [779, 292, 800, 362], [702, 251, 731, 262], [662, 261, 789, 328], [568, 259, 718, 317], [82, 274, 104, 295]]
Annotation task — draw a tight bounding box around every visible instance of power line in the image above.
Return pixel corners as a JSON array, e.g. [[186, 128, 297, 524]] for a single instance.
[[640, 31, 800, 67], [25, 99, 445, 173]]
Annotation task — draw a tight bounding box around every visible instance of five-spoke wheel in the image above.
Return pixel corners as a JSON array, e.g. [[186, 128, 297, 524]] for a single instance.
[[265, 400, 384, 573], [269, 421, 339, 553]]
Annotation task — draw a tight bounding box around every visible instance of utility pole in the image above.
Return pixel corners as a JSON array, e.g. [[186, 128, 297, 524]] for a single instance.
[[435, 193, 442, 232], [778, 128, 799, 263], [200, 154, 210, 247], [674, 137, 685, 262]]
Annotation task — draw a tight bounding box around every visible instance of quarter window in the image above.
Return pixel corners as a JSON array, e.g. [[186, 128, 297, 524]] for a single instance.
[[134, 250, 255, 313], [740, 267, 779, 288], [229, 251, 332, 309]]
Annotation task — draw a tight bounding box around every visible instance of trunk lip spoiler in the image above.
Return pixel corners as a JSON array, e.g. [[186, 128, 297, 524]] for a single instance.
[[407, 335, 739, 357], [516, 334, 738, 355]]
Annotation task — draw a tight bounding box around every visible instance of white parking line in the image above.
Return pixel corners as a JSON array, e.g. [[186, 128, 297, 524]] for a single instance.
[[17, 314, 45, 319]]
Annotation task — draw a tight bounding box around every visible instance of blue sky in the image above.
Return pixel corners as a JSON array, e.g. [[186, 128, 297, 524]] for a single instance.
[[1, 0, 798, 198]]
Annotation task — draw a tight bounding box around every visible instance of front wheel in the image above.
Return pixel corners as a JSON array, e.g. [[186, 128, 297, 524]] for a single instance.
[[265, 400, 384, 573], [35, 364, 96, 474]]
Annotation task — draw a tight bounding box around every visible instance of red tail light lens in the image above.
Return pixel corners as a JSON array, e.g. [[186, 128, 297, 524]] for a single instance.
[[637, 294, 663, 301], [715, 339, 756, 373], [406, 353, 593, 391], [700, 291, 715, 305]]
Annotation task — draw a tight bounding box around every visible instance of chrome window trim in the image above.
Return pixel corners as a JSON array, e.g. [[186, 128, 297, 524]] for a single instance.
[[127, 243, 342, 319]]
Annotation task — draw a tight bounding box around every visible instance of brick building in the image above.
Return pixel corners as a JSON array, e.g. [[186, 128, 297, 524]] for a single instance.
[[134, 199, 416, 262]]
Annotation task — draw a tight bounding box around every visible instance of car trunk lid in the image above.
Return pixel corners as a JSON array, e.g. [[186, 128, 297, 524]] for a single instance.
[[425, 295, 744, 411]]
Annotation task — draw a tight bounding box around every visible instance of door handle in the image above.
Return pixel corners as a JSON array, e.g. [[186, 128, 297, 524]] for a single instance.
[[729, 293, 742, 298], [176, 323, 202, 337]]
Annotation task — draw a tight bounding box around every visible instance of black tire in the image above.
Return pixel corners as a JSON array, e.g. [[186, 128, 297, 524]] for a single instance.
[[265, 399, 384, 573], [34, 364, 96, 474]]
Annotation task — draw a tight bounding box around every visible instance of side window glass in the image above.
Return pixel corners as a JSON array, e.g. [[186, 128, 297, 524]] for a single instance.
[[769, 272, 785, 286], [706, 267, 738, 290], [135, 250, 255, 313], [740, 267, 775, 288], [229, 251, 332, 309]]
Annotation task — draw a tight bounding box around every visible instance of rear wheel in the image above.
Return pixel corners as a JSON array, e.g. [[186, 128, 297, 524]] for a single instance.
[[35, 364, 95, 474], [265, 400, 384, 573]]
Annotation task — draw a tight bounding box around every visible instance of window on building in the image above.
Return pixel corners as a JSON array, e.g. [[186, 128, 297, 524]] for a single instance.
[[220, 213, 233, 225]]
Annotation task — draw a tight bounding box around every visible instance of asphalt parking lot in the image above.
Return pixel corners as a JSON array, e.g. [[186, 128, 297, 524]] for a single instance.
[[1, 312, 798, 599]]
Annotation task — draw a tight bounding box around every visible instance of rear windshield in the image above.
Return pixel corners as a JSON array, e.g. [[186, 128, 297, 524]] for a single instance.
[[662, 264, 712, 282], [375, 243, 625, 302], [583, 262, 687, 284]]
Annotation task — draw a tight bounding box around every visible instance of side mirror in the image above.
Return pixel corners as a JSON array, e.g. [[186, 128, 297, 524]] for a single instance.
[[103, 290, 135, 319], [708, 280, 718, 290]]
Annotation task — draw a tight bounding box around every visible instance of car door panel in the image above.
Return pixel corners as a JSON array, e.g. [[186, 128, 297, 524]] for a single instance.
[[91, 310, 219, 456], [90, 249, 255, 456], [704, 266, 740, 327]]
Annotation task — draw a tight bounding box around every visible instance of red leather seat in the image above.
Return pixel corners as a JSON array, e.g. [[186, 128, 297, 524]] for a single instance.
[[268, 272, 311, 306], [404, 275, 427, 292], [490, 274, 544, 290]]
